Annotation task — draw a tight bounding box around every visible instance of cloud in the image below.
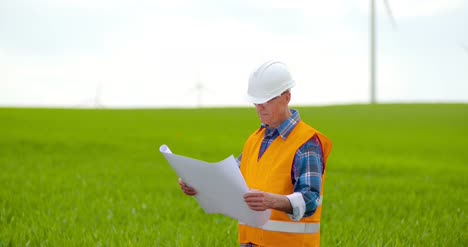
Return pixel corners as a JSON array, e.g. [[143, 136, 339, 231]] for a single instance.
[[0, 9, 371, 107], [96, 12, 371, 105], [1, 0, 466, 107]]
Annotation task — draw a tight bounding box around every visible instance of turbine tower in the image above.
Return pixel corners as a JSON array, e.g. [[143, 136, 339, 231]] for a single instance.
[[370, 0, 397, 104], [77, 81, 104, 108], [94, 81, 103, 108], [194, 80, 205, 108], [189, 71, 212, 108]]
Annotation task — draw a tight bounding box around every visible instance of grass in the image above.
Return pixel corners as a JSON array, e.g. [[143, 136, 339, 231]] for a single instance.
[[0, 104, 467, 246]]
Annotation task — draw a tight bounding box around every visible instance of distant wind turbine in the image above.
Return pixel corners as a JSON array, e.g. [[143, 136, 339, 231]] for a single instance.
[[78, 81, 104, 108], [188, 71, 213, 108], [369, 0, 397, 104], [94, 81, 103, 108]]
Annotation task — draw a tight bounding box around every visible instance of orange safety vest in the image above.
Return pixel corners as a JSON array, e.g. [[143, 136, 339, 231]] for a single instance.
[[238, 121, 332, 247]]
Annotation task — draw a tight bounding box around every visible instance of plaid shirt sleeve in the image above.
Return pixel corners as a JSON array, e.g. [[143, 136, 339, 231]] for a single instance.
[[236, 153, 242, 167], [293, 135, 323, 217]]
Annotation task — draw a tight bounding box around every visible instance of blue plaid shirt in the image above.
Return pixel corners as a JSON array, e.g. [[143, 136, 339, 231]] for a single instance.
[[238, 109, 323, 217]]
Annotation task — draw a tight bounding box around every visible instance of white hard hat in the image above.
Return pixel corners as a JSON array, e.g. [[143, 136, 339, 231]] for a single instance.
[[246, 60, 296, 104]]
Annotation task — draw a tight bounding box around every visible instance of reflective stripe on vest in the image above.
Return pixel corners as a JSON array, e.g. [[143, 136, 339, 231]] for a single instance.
[[240, 220, 320, 234]]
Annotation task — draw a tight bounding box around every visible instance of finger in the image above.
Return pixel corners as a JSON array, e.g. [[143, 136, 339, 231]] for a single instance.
[[183, 187, 197, 195], [251, 207, 267, 211], [184, 187, 195, 193], [245, 201, 266, 210], [178, 178, 185, 187], [182, 189, 194, 195], [246, 203, 267, 211], [182, 185, 195, 191], [184, 190, 197, 196], [244, 196, 265, 203], [244, 197, 264, 204], [245, 200, 265, 206], [244, 192, 263, 199]]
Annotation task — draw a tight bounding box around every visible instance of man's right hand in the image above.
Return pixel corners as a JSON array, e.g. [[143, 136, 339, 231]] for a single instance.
[[178, 178, 197, 196]]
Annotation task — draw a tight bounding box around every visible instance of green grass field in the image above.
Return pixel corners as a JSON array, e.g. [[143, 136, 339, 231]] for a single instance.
[[0, 104, 467, 246]]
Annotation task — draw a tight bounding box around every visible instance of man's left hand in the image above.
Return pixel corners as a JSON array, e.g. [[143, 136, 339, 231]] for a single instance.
[[243, 190, 275, 211]]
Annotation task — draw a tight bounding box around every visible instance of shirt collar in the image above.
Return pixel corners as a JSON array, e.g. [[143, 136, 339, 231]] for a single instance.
[[259, 109, 301, 140]]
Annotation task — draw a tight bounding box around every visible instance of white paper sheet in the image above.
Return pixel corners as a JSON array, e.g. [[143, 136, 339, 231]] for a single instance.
[[159, 144, 271, 227]]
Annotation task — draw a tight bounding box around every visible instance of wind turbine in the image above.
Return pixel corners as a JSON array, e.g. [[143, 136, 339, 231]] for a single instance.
[[188, 71, 212, 108], [369, 0, 397, 104], [93, 81, 103, 108], [76, 81, 104, 108]]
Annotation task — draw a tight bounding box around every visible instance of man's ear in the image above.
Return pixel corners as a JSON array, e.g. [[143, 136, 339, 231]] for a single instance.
[[284, 91, 291, 104]]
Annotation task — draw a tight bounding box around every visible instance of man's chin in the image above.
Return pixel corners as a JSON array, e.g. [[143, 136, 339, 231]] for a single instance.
[[260, 119, 270, 125]]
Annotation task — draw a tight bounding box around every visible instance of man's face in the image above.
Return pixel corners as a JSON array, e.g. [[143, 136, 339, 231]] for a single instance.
[[254, 92, 290, 128]]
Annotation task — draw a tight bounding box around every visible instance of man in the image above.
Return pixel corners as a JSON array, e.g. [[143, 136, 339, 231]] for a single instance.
[[179, 60, 332, 247]]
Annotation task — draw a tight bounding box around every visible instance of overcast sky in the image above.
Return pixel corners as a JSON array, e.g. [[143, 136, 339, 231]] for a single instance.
[[1, 0, 467, 108]]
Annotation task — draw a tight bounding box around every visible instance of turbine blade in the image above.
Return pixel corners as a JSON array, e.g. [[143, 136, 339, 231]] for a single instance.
[[382, 0, 397, 31]]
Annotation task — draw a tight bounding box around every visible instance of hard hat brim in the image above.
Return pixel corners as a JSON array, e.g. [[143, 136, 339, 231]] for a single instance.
[[244, 94, 274, 105], [245, 80, 295, 104]]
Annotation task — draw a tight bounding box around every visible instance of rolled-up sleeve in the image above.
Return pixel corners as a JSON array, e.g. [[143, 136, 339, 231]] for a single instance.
[[288, 135, 323, 220]]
